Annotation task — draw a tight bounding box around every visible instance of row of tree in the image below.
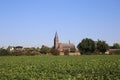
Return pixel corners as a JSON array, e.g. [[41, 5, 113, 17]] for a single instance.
[[40, 45, 76, 55], [77, 38, 120, 55], [0, 48, 40, 56], [0, 45, 76, 56], [0, 38, 120, 56], [110, 43, 120, 49]]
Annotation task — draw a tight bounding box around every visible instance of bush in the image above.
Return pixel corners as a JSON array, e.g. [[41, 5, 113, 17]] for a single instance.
[[0, 49, 9, 56], [96, 40, 109, 54], [12, 50, 23, 56], [29, 51, 40, 56], [10, 49, 40, 56], [51, 49, 60, 55], [40, 45, 51, 54]]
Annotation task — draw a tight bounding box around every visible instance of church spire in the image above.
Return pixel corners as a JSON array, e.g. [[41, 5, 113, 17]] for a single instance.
[[54, 32, 59, 49], [55, 32, 58, 39]]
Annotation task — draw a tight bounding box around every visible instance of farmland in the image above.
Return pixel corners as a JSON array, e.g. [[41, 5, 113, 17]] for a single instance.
[[0, 55, 120, 80]]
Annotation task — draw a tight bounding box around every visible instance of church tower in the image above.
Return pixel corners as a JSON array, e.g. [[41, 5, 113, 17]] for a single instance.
[[54, 32, 59, 49]]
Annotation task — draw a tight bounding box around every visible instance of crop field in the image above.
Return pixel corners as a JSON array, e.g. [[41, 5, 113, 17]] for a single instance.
[[0, 55, 120, 80]]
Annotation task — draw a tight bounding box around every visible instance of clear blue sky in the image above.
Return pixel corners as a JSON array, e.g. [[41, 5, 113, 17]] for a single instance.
[[0, 0, 120, 47]]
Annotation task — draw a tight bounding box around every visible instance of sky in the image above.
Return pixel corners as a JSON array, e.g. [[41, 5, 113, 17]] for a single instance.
[[0, 0, 120, 48]]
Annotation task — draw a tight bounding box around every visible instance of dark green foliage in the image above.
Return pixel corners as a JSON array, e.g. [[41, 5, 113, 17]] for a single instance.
[[12, 50, 23, 56], [0, 48, 40, 56], [96, 40, 109, 53], [22, 49, 40, 56], [113, 43, 120, 49], [0, 49, 9, 56], [51, 49, 60, 55], [70, 47, 76, 52], [40, 45, 51, 54], [77, 38, 95, 54]]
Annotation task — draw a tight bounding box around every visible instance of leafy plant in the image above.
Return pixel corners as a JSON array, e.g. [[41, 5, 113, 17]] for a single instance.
[[0, 55, 120, 80]]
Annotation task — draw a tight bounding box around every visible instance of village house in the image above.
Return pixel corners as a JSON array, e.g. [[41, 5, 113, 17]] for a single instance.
[[105, 49, 120, 54], [8, 46, 23, 51]]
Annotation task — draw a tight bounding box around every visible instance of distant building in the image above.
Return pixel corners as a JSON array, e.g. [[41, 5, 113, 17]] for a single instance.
[[9, 46, 14, 51], [54, 32, 80, 55], [105, 49, 120, 54], [54, 32, 75, 52], [8, 46, 23, 51], [15, 46, 23, 51]]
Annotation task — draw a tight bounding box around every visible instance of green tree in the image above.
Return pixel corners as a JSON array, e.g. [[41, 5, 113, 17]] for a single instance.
[[0, 49, 9, 56], [96, 40, 109, 53], [51, 48, 60, 55], [77, 38, 95, 54], [40, 45, 51, 54], [113, 43, 120, 49], [23, 48, 40, 56]]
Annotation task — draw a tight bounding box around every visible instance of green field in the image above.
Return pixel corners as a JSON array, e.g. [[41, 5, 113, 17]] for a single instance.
[[0, 55, 120, 80]]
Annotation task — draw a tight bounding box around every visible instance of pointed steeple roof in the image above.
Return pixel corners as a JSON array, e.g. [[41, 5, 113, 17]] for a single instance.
[[55, 32, 58, 39]]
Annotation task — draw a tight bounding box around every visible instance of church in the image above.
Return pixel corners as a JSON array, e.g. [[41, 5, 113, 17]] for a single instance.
[[54, 32, 75, 52]]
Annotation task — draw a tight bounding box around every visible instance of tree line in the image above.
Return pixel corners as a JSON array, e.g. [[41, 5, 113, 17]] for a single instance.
[[0, 38, 120, 56], [0, 46, 75, 56], [77, 38, 120, 55]]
